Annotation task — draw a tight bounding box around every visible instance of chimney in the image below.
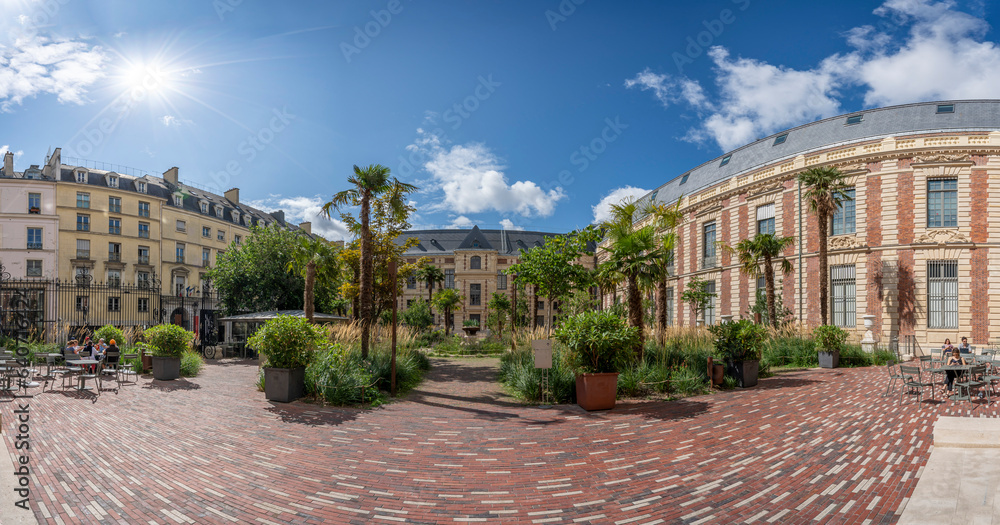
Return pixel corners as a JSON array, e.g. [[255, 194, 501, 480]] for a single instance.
[[270, 209, 285, 223], [163, 166, 179, 185], [3, 150, 12, 176], [224, 188, 240, 204], [299, 221, 312, 234], [42, 147, 60, 178]]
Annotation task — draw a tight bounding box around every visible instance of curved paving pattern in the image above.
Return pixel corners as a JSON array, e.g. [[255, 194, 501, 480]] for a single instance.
[[0, 358, 992, 524]]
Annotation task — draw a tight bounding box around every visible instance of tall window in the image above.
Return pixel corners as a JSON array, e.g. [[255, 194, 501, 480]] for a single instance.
[[26, 228, 42, 249], [138, 201, 150, 217], [218, 230, 225, 242], [702, 222, 717, 268], [756, 203, 775, 235], [497, 270, 507, 290], [77, 214, 90, 231], [470, 256, 481, 270], [407, 276, 416, 289], [107, 270, 121, 288], [202, 226, 211, 237], [234, 234, 242, 244], [109, 218, 121, 235], [831, 265, 856, 327], [928, 260, 958, 329], [137, 298, 149, 312], [755, 275, 766, 305], [76, 192, 90, 208], [136, 181, 146, 193], [28, 193, 40, 213], [108, 242, 121, 262], [76, 239, 90, 259], [176, 243, 185, 263], [203, 248, 210, 267], [176, 220, 186, 232], [107, 296, 121, 312], [138, 246, 149, 265], [665, 287, 674, 326], [470, 283, 481, 306], [703, 280, 716, 325], [137, 271, 150, 288], [174, 276, 185, 295], [831, 188, 856, 235], [444, 269, 455, 289], [927, 179, 958, 228], [138, 222, 149, 238], [26, 260, 42, 277], [108, 196, 121, 213]]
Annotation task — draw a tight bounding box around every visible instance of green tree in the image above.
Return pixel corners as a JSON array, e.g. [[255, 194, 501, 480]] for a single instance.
[[726, 233, 794, 328], [210, 226, 305, 316], [400, 299, 434, 330], [798, 166, 852, 325], [286, 235, 342, 324], [680, 276, 715, 324], [599, 199, 657, 352], [416, 263, 445, 316], [486, 292, 511, 339], [323, 166, 418, 358], [644, 198, 683, 337], [432, 288, 464, 336]]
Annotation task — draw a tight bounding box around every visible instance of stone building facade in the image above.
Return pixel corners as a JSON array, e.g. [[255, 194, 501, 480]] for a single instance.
[[622, 100, 1000, 352]]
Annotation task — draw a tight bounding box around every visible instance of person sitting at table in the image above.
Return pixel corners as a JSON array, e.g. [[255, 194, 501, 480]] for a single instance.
[[64, 339, 78, 354], [943, 348, 967, 394], [93, 338, 107, 360], [81, 337, 94, 358], [958, 337, 972, 354], [941, 338, 956, 359]]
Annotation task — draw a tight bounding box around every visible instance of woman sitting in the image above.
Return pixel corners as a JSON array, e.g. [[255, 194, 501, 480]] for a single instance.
[[941, 338, 956, 359], [944, 348, 966, 394]]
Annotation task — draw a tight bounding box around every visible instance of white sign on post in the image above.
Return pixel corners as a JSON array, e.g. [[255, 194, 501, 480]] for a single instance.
[[532, 339, 553, 369]]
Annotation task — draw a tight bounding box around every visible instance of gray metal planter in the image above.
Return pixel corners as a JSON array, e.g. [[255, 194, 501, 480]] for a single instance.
[[818, 351, 840, 369], [264, 366, 306, 403], [727, 360, 759, 388], [151, 356, 181, 380]]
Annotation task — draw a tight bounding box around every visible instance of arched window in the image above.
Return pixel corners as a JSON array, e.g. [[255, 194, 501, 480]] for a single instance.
[[470, 256, 481, 270]]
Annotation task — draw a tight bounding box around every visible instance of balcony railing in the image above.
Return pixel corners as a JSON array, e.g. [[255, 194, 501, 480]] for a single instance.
[[700, 255, 718, 270], [176, 256, 184, 263], [28, 207, 40, 214], [108, 252, 121, 262], [137, 255, 150, 265], [26, 242, 42, 250], [108, 278, 121, 288], [109, 205, 121, 213], [202, 260, 210, 268], [76, 250, 90, 260]]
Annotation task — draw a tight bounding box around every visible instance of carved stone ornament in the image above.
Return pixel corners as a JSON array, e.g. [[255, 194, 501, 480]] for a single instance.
[[828, 235, 864, 250], [913, 229, 970, 245], [913, 153, 971, 164], [695, 204, 723, 217], [837, 162, 869, 173], [748, 182, 783, 198]]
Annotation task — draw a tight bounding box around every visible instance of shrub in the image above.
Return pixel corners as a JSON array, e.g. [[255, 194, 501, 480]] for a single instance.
[[498, 345, 576, 403], [400, 300, 434, 330], [554, 311, 638, 374], [305, 344, 429, 405], [248, 315, 324, 368], [709, 319, 767, 362], [95, 325, 126, 346], [462, 319, 480, 327], [180, 351, 204, 377], [143, 324, 194, 358], [814, 324, 849, 353]]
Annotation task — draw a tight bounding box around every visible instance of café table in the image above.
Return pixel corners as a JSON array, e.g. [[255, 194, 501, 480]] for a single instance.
[[932, 364, 975, 401], [65, 359, 98, 391]]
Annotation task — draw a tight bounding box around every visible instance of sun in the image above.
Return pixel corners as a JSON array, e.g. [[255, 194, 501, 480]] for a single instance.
[[119, 61, 173, 96]]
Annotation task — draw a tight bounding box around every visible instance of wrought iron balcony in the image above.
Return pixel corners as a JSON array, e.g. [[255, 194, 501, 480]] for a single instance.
[[76, 250, 91, 260], [176, 255, 184, 263], [108, 277, 121, 288], [26, 242, 42, 250], [137, 255, 150, 265], [700, 255, 718, 270], [108, 252, 121, 262]]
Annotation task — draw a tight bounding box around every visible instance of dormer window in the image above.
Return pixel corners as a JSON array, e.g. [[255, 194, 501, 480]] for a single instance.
[[200, 201, 209, 214], [214, 205, 223, 217], [232, 211, 241, 224], [136, 181, 146, 193], [75, 170, 88, 184], [107, 174, 119, 188], [173, 194, 183, 207]]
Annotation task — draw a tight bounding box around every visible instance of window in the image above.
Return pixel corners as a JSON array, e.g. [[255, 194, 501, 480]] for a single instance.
[[107, 296, 121, 312], [756, 203, 775, 235], [77, 192, 90, 208], [472, 240, 480, 248], [174, 276, 185, 296], [217, 230, 225, 242], [846, 114, 863, 125], [176, 243, 185, 263], [831, 188, 856, 235], [535, 315, 545, 328], [680, 173, 689, 185], [650, 190, 659, 202], [77, 214, 90, 231], [109, 218, 121, 235], [202, 226, 210, 237], [173, 194, 183, 207], [470, 283, 481, 306], [665, 287, 674, 326], [215, 205, 223, 218], [470, 256, 481, 270], [137, 271, 151, 289], [108, 243, 121, 262], [202, 248, 210, 267], [756, 275, 766, 299], [232, 211, 241, 224], [76, 239, 90, 259], [702, 222, 716, 268], [26, 228, 42, 249], [176, 220, 186, 232], [444, 269, 455, 289], [234, 234, 242, 244], [928, 260, 958, 329], [927, 179, 958, 228], [831, 265, 856, 328], [138, 246, 149, 265], [137, 181, 146, 193], [407, 276, 416, 289], [138, 222, 149, 238], [772, 133, 788, 146], [497, 271, 507, 290], [704, 281, 716, 325], [107, 175, 118, 188], [719, 154, 732, 167], [108, 196, 121, 213], [107, 269, 121, 288], [28, 193, 40, 213], [138, 201, 150, 217], [537, 300, 545, 310], [75, 296, 88, 311], [137, 298, 149, 312], [26, 260, 42, 277], [937, 104, 955, 114], [200, 201, 209, 214], [75, 171, 87, 183]]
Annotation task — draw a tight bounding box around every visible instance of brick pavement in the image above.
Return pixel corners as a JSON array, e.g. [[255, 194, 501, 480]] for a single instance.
[[0, 358, 992, 524]]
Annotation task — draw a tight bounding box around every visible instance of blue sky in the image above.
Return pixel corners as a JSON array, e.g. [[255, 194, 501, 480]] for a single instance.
[[1, 0, 997, 239]]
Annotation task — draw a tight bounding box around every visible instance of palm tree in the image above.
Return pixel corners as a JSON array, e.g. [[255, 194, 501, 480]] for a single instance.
[[432, 288, 463, 336], [644, 199, 683, 339], [594, 262, 623, 311], [798, 166, 852, 325], [727, 233, 794, 328], [600, 199, 657, 354], [416, 264, 445, 313], [323, 164, 417, 358], [286, 236, 341, 324]]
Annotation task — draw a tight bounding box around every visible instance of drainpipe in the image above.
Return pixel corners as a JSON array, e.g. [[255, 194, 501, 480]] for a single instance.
[[798, 179, 804, 333]]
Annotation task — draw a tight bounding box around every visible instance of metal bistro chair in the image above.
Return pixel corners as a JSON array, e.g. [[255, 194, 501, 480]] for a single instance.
[[78, 360, 103, 395], [956, 364, 989, 405], [118, 354, 139, 385], [899, 365, 936, 405], [101, 351, 121, 393], [884, 363, 907, 397]]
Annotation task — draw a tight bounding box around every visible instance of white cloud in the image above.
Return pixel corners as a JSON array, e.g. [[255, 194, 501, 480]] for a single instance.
[[592, 186, 650, 224], [161, 115, 193, 127], [629, 0, 1000, 151], [246, 195, 350, 241], [499, 218, 524, 231], [409, 130, 566, 218], [447, 216, 475, 228], [0, 34, 107, 111]]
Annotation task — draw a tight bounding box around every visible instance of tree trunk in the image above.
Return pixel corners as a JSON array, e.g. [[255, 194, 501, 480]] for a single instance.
[[359, 191, 372, 359], [304, 259, 316, 324], [656, 276, 667, 344], [444, 306, 450, 336], [627, 273, 644, 358], [598, 285, 605, 312], [763, 254, 776, 328], [531, 285, 538, 331], [818, 209, 829, 326]]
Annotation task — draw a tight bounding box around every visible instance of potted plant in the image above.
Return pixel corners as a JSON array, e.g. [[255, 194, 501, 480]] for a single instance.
[[814, 324, 848, 368], [554, 310, 638, 411], [709, 319, 767, 388], [462, 319, 480, 337], [143, 324, 194, 381], [248, 315, 323, 403]]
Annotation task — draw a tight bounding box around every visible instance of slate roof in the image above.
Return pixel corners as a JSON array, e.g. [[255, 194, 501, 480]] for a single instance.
[[397, 225, 589, 256], [633, 100, 1000, 212]]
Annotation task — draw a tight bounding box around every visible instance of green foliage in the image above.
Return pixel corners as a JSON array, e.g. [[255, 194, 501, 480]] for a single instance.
[[506, 226, 601, 308], [143, 324, 194, 358], [562, 288, 598, 317], [432, 288, 464, 335], [747, 287, 794, 327], [486, 292, 511, 335], [306, 343, 429, 406], [553, 311, 639, 374], [498, 345, 577, 403], [430, 336, 507, 357], [94, 325, 125, 345], [814, 324, 849, 353], [462, 318, 480, 327], [180, 351, 204, 377], [210, 225, 308, 316], [415, 329, 446, 348], [247, 315, 324, 368], [708, 319, 768, 362], [681, 277, 715, 320], [400, 299, 434, 330]]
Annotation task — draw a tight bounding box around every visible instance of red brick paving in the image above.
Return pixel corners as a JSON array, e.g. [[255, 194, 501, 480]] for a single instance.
[[0, 358, 992, 524]]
